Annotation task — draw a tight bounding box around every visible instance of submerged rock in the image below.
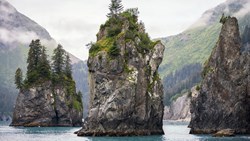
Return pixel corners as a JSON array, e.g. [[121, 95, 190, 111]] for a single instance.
[[189, 17, 250, 134], [10, 81, 83, 127], [77, 9, 165, 136]]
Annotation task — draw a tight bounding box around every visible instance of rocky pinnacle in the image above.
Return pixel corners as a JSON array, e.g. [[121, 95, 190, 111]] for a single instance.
[[189, 17, 250, 134]]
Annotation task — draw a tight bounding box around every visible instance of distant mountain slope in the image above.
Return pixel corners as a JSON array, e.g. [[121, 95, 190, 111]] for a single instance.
[[0, 0, 88, 116], [159, 0, 250, 105], [0, 0, 52, 41], [72, 61, 89, 117]]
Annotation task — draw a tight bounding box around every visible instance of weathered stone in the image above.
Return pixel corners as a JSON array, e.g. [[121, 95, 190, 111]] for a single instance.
[[77, 13, 165, 136], [189, 17, 250, 134], [10, 81, 83, 127]]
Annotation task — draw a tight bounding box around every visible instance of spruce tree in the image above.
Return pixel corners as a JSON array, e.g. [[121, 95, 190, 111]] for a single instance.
[[26, 39, 43, 84], [52, 44, 66, 82], [65, 54, 72, 79], [107, 0, 123, 17], [38, 46, 51, 80], [15, 68, 23, 89]]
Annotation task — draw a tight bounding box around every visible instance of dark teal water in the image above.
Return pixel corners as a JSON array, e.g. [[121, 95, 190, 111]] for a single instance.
[[0, 121, 249, 141]]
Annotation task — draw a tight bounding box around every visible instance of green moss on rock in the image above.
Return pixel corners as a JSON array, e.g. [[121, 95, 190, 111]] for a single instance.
[[89, 9, 157, 58]]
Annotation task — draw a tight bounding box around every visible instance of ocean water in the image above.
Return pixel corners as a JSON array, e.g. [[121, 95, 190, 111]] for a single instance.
[[0, 121, 250, 141]]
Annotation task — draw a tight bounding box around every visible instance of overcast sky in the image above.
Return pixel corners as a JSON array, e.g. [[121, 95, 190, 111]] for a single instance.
[[8, 0, 226, 60]]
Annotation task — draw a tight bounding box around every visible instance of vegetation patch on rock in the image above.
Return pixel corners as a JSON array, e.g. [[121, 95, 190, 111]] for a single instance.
[[89, 5, 159, 58]]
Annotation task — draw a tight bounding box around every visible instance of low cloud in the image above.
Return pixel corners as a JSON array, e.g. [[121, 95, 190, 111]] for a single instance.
[[190, 11, 213, 28], [0, 28, 39, 44], [189, 0, 250, 29], [0, 27, 57, 49], [233, 1, 250, 18], [7, 0, 226, 60], [0, 0, 16, 14]]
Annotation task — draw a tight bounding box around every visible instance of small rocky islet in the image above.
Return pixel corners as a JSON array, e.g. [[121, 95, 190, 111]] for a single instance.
[[76, 5, 165, 137], [11, 40, 83, 127]]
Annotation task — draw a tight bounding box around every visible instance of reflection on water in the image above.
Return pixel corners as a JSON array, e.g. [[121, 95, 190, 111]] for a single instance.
[[0, 121, 250, 141]]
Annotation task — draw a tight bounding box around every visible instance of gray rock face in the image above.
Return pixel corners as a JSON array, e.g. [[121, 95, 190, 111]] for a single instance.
[[163, 86, 201, 121], [77, 15, 165, 136], [189, 17, 250, 134], [10, 82, 83, 127], [164, 93, 191, 121]]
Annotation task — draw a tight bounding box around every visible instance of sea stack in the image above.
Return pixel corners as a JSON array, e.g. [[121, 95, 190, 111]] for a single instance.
[[77, 8, 165, 136], [189, 17, 250, 134], [11, 40, 83, 127]]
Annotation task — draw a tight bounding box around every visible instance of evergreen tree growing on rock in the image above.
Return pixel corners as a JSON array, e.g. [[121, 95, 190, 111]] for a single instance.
[[15, 68, 23, 89], [38, 47, 51, 81], [25, 39, 51, 86], [65, 54, 72, 79], [26, 39, 43, 85], [52, 44, 66, 82], [107, 0, 124, 17]]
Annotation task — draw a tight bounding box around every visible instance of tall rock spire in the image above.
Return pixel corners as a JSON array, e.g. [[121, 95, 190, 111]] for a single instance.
[[189, 17, 250, 134], [77, 8, 165, 136]]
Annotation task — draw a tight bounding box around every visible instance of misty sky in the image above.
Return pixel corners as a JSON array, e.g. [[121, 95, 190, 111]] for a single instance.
[[8, 0, 226, 60]]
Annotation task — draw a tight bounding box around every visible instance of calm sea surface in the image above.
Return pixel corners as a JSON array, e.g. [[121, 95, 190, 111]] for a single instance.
[[0, 121, 249, 141]]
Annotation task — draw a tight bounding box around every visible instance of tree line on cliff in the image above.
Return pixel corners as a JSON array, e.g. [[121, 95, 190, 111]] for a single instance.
[[14, 39, 82, 109]]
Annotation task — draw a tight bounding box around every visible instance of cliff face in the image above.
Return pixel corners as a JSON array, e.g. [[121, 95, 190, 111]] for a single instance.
[[163, 86, 201, 121], [10, 82, 83, 127], [189, 17, 250, 134], [164, 93, 191, 121], [77, 10, 165, 136]]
